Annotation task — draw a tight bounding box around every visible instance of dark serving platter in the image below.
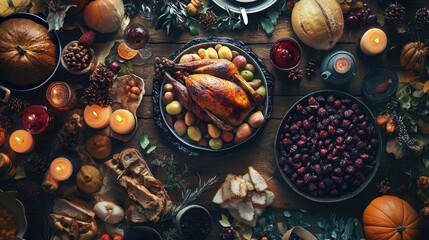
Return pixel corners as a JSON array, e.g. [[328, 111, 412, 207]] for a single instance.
[[0, 12, 61, 92], [152, 37, 274, 156], [274, 90, 382, 202]]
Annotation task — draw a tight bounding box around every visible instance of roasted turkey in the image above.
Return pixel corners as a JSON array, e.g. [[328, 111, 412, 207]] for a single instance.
[[155, 58, 263, 131]]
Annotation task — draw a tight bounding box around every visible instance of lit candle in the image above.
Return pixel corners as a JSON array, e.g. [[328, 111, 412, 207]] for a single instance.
[[9, 130, 34, 154], [22, 106, 54, 134], [84, 105, 112, 129], [49, 157, 73, 181], [46, 81, 76, 111], [110, 109, 136, 134], [359, 28, 387, 56], [334, 57, 351, 74]]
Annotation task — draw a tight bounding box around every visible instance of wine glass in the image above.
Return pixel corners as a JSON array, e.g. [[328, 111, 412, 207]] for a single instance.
[[123, 23, 152, 60]]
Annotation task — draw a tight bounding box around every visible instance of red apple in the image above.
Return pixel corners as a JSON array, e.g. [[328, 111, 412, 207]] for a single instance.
[[98, 234, 112, 240], [232, 55, 247, 70], [109, 61, 121, 74]]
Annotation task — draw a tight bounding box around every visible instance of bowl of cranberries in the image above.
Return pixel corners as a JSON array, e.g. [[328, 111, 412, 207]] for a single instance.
[[275, 90, 382, 202]]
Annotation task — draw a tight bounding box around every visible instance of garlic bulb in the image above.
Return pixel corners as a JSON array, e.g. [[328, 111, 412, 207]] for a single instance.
[[93, 201, 125, 224]]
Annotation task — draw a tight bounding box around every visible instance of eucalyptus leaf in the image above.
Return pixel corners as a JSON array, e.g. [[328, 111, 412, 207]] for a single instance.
[[140, 132, 150, 149], [283, 211, 292, 218], [46, 1, 75, 31], [146, 144, 157, 155], [331, 230, 337, 239], [342, 218, 354, 239], [260, 18, 275, 37], [317, 218, 328, 229]]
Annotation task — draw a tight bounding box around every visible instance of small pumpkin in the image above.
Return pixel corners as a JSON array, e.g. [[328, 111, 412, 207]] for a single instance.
[[363, 195, 421, 240], [76, 165, 103, 194], [83, 0, 124, 33], [0, 18, 57, 87], [291, 0, 344, 50], [400, 41, 429, 72]]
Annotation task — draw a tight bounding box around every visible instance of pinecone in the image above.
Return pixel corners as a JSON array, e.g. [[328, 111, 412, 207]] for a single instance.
[[0, 114, 12, 131], [288, 69, 303, 81], [5, 97, 29, 114], [199, 10, 218, 30], [417, 176, 429, 189], [219, 227, 238, 240], [385, 2, 406, 25], [24, 152, 51, 182], [58, 117, 82, 149], [17, 180, 42, 199], [305, 60, 317, 78], [90, 66, 115, 88], [82, 66, 114, 107], [415, 8, 429, 29]]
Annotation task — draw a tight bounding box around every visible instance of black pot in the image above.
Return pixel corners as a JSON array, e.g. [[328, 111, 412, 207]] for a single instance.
[[274, 90, 383, 203], [0, 12, 61, 92]]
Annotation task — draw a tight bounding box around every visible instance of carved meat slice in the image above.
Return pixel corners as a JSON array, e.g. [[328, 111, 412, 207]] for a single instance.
[[52, 198, 95, 223]]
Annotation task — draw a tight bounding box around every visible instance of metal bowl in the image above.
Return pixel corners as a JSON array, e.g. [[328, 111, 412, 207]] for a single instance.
[[0, 190, 28, 238], [153, 37, 274, 156], [0, 13, 61, 92], [274, 90, 382, 202]]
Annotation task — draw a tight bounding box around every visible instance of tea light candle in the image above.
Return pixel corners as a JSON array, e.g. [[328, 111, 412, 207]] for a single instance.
[[22, 105, 54, 134], [360, 28, 387, 56], [50, 157, 73, 181], [84, 105, 112, 129], [110, 109, 136, 134], [46, 81, 76, 111], [334, 57, 352, 74], [9, 130, 34, 154]]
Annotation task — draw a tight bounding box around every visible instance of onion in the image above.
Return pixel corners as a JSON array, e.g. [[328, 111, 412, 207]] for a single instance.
[[93, 201, 125, 224]]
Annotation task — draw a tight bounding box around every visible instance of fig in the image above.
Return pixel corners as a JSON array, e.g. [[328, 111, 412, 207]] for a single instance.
[[214, 44, 223, 51], [179, 54, 194, 63], [231, 50, 239, 59], [209, 138, 223, 150], [244, 63, 255, 72], [174, 120, 187, 136], [165, 114, 174, 127], [184, 111, 197, 126], [164, 83, 173, 92], [166, 101, 182, 115], [221, 131, 234, 143], [248, 111, 265, 128], [234, 123, 253, 143], [187, 125, 202, 142], [249, 79, 262, 89], [207, 123, 221, 138], [162, 92, 174, 106], [109, 61, 121, 74]]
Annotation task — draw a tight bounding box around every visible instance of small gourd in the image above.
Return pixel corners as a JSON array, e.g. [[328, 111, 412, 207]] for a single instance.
[[400, 41, 429, 72], [76, 165, 103, 194]]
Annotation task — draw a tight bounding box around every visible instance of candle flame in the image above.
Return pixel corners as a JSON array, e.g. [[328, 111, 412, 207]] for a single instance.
[[373, 37, 379, 44], [115, 115, 124, 123], [56, 166, 63, 171], [15, 136, 24, 144], [53, 89, 58, 95], [92, 111, 99, 118]]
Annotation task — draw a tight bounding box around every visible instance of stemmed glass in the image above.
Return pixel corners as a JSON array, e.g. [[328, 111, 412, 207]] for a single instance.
[[123, 22, 152, 60]]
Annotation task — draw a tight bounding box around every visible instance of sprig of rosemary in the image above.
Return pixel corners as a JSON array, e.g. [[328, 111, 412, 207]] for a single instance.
[[156, 155, 192, 191], [161, 175, 218, 221]]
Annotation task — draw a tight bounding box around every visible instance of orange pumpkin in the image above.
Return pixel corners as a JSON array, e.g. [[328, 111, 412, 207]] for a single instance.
[[0, 18, 57, 87], [363, 195, 421, 240], [400, 41, 428, 72], [83, 0, 124, 33]]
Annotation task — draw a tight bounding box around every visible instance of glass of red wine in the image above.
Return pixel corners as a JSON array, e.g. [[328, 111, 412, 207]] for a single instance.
[[270, 38, 302, 71], [124, 23, 152, 60]]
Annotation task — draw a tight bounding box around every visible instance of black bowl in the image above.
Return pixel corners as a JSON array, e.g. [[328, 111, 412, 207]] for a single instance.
[[274, 90, 382, 202], [153, 37, 274, 156], [0, 13, 61, 92]]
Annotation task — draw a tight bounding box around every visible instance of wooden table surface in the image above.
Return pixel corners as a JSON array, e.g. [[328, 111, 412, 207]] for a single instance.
[[1, 0, 429, 239]]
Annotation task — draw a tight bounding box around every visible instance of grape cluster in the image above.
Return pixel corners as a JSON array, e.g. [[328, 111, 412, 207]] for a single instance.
[[345, 3, 377, 28]]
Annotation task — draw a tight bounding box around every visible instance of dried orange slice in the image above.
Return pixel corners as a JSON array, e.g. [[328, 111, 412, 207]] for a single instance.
[[118, 42, 138, 60]]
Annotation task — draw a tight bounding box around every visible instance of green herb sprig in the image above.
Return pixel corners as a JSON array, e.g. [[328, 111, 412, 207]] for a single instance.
[[316, 212, 364, 240], [161, 175, 218, 221]]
